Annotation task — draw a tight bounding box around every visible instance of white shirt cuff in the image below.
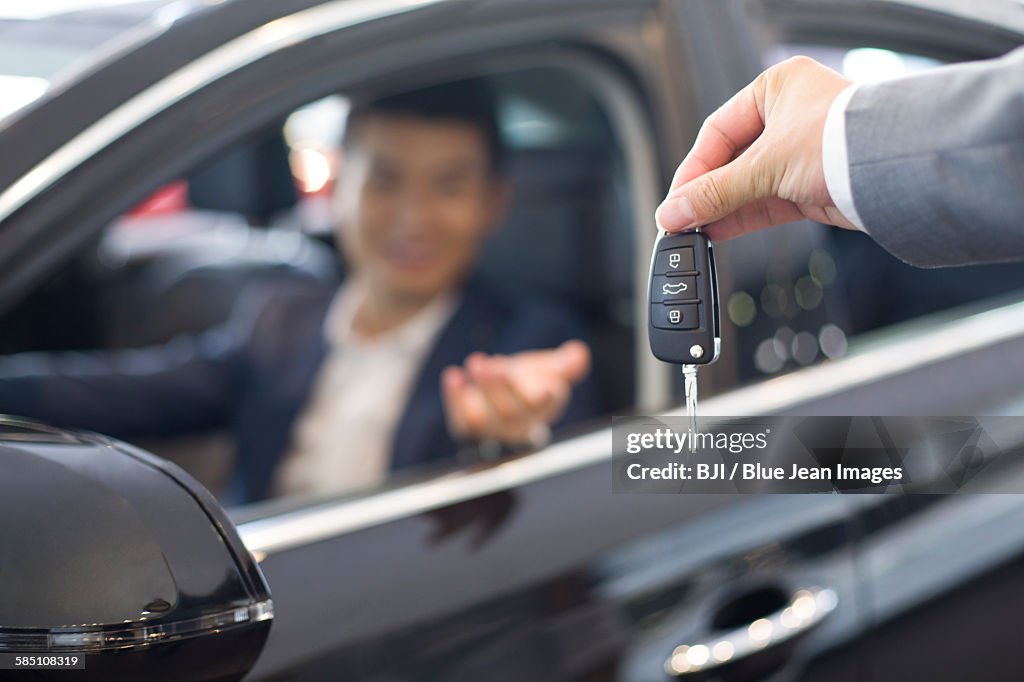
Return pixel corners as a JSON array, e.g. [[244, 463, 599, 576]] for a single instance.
[[821, 83, 865, 231]]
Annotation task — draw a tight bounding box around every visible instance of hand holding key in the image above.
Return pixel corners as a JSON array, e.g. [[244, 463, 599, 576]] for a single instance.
[[441, 340, 591, 448], [655, 56, 857, 240]]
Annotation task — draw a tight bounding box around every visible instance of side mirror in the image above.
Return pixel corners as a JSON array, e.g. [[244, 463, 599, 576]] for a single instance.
[[0, 417, 273, 682]]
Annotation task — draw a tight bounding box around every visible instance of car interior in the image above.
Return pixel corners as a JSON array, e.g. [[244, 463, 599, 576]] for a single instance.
[[0, 65, 641, 498]]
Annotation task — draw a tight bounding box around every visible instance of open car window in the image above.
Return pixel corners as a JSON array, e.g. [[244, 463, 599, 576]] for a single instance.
[[0, 63, 641, 513]]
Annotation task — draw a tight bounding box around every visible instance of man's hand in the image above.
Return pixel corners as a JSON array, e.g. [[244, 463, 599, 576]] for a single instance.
[[441, 340, 590, 448], [656, 56, 856, 241]]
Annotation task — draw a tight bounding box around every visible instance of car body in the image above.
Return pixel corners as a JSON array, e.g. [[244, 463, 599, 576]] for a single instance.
[[3, 0, 1024, 680]]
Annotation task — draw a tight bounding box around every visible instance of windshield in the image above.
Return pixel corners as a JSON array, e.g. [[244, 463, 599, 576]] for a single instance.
[[0, 0, 191, 123]]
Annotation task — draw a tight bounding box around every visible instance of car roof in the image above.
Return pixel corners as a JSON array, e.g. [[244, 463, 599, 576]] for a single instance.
[[0, 0, 208, 121]]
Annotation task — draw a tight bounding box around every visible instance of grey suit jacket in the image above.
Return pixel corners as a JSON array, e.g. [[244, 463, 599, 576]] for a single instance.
[[845, 46, 1024, 267]]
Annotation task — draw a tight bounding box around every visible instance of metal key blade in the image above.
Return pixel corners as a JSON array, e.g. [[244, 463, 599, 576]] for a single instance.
[[682, 364, 699, 452]]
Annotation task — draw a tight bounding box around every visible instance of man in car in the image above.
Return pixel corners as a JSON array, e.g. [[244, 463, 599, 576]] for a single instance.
[[0, 79, 599, 503]]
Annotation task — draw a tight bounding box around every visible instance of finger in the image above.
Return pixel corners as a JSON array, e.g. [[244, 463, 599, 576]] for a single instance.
[[701, 194, 860, 241], [555, 340, 591, 384], [701, 196, 807, 241], [500, 365, 560, 420], [495, 353, 569, 426], [488, 364, 558, 439], [488, 374, 561, 448], [471, 361, 546, 443], [658, 145, 771, 232], [442, 365, 491, 440], [666, 75, 768, 196], [441, 365, 467, 397], [468, 355, 529, 425], [441, 366, 471, 437], [512, 341, 592, 384]]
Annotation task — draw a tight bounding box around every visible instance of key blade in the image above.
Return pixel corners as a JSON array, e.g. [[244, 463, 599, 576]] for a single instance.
[[682, 364, 699, 453]]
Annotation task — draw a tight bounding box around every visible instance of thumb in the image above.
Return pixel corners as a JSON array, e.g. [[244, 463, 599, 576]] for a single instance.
[[555, 340, 590, 384], [656, 153, 763, 232], [508, 341, 591, 384], [441, 365, 465, 397]]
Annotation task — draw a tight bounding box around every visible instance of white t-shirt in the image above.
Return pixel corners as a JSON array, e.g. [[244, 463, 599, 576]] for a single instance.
[[273, 284, 458, 498]]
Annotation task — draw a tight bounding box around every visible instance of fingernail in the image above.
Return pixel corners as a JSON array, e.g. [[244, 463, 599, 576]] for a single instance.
[[656, 196, 696, 232]]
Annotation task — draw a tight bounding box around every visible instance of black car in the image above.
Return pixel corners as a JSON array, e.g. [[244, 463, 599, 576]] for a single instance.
[[2, 1, 1024, 680]]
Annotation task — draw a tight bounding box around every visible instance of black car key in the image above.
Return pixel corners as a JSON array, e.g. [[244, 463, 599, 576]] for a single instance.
[[648, 229, 720, 447], [648, 229, 721, 365]]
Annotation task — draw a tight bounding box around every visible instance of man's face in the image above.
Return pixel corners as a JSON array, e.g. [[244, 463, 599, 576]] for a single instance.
[[334, 114, 505, 305]]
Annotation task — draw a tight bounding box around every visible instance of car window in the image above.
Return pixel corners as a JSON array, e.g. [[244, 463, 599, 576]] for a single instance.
[[0, 64, 636, 512], [723, 43, 1024, 382]]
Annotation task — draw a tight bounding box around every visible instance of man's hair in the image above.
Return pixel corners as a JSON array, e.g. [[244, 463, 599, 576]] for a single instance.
[[342, 78, 505, 175]]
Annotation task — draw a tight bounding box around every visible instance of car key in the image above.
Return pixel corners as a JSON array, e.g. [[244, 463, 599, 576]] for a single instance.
[[647, 228, 721, 449]]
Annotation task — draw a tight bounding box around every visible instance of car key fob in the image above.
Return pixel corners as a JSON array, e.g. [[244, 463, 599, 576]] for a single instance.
[[647, 230, 721, 365]]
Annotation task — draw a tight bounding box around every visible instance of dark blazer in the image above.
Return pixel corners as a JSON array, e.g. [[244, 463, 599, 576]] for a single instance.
[[0, 278, 599, 502]]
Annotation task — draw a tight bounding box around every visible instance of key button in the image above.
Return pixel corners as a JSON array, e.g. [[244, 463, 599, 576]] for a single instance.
[[652, 304, 699, 330], [651, 275, 698, 303], [654, 247, 695, 274]]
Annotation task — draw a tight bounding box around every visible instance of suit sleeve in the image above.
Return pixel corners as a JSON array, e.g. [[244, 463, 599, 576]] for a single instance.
[[0, 308, 252, 441], [845, 46, 1024, 267]]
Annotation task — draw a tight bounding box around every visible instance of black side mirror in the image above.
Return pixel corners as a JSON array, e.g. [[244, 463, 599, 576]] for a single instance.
[[0, 417, 272, 682]]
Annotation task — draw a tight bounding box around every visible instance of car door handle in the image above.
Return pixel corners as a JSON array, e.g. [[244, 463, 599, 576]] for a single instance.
[[664, 585, 837, 678]]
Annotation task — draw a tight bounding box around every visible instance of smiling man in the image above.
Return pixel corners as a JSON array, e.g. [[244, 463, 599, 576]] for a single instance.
[[272, 80, 599, 498], [0, 79, 599, 502]]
